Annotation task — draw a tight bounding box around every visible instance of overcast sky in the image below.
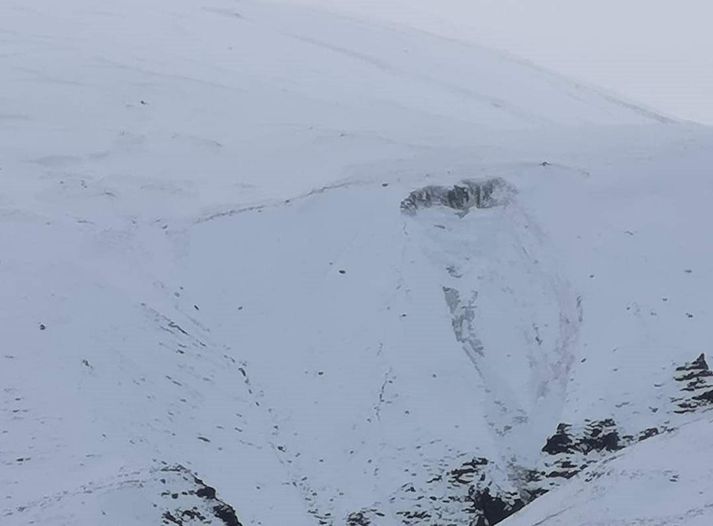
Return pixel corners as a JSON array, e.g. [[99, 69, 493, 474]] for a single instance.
[[292, 0, 713, 125]]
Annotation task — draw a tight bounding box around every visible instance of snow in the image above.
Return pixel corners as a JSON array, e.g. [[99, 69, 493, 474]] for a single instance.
[[503, 414, 713, 526], [288, 0, 713, 126], [2, 1, 712, 525]]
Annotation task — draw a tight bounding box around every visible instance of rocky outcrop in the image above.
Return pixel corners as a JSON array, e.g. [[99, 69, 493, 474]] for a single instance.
[[525, 353, 712, 498], [449, 458, 525, 526], [346, 510, 375, 525], [672, 353, 713, 414], [541, 419, 622, 456], [400, 178, 514, 215], [347, 457, 526, 526], [345, 353, 713, 526], [1, 463, 245, 526], [159, 465, 243, 526], [527, 418, 627, 495], [469, 487, 525, 526]]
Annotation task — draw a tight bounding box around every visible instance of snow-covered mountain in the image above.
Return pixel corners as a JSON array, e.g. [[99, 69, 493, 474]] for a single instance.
[[2, 1, 712, 525]]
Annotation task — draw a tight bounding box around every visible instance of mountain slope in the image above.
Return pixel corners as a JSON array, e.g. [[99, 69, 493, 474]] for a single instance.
[[503, 414, 713, 526], [2, 1, 713, 525]]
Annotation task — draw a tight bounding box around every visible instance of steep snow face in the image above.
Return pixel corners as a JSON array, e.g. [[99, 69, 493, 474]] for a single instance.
[[2, 1, 713, 526]]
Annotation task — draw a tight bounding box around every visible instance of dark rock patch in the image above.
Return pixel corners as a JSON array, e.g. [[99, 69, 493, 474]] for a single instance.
[[542, 419, 623, 457], [673, 353, 713, 413], [343, 353, 713, 526], [469, 487, 525, 526], [347, 456, 528, 526], [400, 178, 514, 215], [541, 423, 574, 455], [212, 504, 242, 526], [159, 465, 243, 526], [638, 427, 660, 441], [346, 511, 372, 525]]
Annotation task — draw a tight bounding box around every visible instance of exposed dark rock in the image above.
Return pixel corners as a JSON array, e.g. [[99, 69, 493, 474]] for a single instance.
[[638, 427, 660, 441], [449, 457, 489, 485], [400, 178, 514, 215], [348, 456, 529, 526], [531, 418, 627, 495], [343, 354, 713, 526], [542, 419, 622, 457], [469, 487, 525, 526], [672, 353, 713, 413], [346, 511, 371, 525], [453, 457, 526, 526], [163, 511, 182, 525], [195, 484, 216, 500], [541, 423, 574, 455], [396, 509, 431, 521], [212, 504, 243, 526], [159, 465, 243, 526]]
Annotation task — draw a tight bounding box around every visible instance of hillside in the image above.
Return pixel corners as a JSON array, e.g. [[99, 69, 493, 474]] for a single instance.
[[2, 1, 712, 525]]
